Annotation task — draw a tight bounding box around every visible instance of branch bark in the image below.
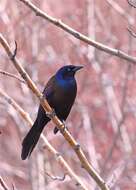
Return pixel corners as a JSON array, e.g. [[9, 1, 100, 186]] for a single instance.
[[128, 0, 136, 8], [19, 0, 136, 64], [0, 177, 9, 190], [0, 69, 25, 83]]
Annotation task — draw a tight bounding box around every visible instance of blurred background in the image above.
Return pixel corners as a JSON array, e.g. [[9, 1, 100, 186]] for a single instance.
[[0, 0, 136, 189]]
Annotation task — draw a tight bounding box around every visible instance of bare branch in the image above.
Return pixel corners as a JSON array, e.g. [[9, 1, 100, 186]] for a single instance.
[[101, 115, 126, 174], [11, 41, 17, 60], [0, 34, 110, 190], [107, 160, 125, 188], [0, 177, 9, 190], [128, 0, 136, 8], [45, 171, 66, 181], [0, 69, 25, 83], [106, 0, 133, 22], [0, 88, 33, 126], [19, 0, 136, 64], [127, 27, 136, 38]]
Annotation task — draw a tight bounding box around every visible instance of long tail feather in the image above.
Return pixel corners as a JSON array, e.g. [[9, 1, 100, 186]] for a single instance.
[[21, 118, 48, 160]]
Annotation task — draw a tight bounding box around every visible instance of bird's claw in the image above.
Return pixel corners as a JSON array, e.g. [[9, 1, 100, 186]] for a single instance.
[[60, 121, 68, 133], [46, 109, 56, 119], [74, 143, 80, 151], [53, 121, 67, 134]]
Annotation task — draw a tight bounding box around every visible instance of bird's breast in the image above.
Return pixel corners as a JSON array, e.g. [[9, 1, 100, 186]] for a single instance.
[[54, 82, 77, 102], [48, 80, 77, 120]]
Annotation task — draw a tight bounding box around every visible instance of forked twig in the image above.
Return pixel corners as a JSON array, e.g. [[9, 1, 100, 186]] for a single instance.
[[0, 69, 25, 83], [19, 0, 136, 64]]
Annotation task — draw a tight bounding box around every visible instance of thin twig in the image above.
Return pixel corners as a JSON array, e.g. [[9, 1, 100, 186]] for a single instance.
[[127, 27, 136, 38], [0, 69, 25, 83], [0, 34, 110, 190], [19, 0, 136, 64], [128, 0, 136, 8], [0, 88, 33, 126], [0, 177, 9, 190], [101, 115, 125, 174], [11, 41, 17, 60], [106, 160, 125, 188], [106, 0, 133, 22], [11, 184, 15, 190], [45, 171, 66, 181]]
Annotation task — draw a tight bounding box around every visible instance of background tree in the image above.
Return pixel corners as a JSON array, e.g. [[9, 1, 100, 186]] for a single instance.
[[0, 0, 136, 190]]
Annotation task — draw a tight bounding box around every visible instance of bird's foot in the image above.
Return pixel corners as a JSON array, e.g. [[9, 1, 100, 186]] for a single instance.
[[54, 121, 68, 134], [60, 121, 68, 134], [74, 143, 80, 151], [46, 109, 56, 119], [54, 121, 67, 134]]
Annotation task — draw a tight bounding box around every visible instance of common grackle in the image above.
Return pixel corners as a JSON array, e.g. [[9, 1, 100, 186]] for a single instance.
[[21, 65, 83, 160]]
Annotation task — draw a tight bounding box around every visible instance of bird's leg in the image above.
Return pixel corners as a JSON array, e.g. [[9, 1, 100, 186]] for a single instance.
[[60, 120, 68, 134], [54, 120, 68, 134], [74, 143, 80, 151], [46, 108, 56, 119]]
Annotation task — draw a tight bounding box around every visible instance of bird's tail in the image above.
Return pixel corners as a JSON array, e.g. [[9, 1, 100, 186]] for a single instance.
[[21, 118, 48, 160]]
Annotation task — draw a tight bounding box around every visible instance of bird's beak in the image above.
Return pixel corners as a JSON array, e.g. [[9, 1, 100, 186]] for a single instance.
[[73, 66, 83, 72]]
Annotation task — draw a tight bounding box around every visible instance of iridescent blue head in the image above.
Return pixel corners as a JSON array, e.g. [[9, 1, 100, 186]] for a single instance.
[[55, 65, 83, 89], [56, 65, 83, 80]]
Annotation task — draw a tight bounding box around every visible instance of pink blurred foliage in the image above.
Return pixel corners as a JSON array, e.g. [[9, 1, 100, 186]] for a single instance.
[[0, 0, 136, 190]]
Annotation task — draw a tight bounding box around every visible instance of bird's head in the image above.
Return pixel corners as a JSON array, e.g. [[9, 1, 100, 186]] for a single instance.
[[56, 65, 83, 80]]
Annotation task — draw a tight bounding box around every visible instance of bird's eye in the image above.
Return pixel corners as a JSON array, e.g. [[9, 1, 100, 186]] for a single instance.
[[67, 68, 71, 72]]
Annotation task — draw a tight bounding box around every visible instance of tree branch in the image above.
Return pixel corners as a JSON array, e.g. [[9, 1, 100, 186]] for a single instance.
[[0, 87, 88, 190], [44, 171, 66, 181], [0, 33, 110, 190], [19, 0, 136, 64], [128, 0, 136, 8], [0, 177, 9, 190], [127, 27, 136, 38], [0, 69, 25, 83]]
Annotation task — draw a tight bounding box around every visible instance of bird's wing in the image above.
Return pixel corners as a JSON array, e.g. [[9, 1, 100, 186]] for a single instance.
[[42, 75, 55, 100]]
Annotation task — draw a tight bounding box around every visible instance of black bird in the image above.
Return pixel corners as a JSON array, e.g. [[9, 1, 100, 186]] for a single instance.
[[21, 65, 83, 160]]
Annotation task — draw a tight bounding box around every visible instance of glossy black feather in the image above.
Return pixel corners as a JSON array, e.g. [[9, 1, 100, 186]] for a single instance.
[[21, 65, 82, 160]]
